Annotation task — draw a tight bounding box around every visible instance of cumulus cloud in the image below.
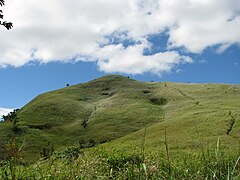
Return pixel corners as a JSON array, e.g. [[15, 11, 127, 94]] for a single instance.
[[96, 43, 192, 75], [0, 108, 14, 118], [166, 0, 240, 53], [0, 0, 239, 74]]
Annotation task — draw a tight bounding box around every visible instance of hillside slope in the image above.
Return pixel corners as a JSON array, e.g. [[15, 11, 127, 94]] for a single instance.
[[0, 75, 239, 162], [102, 82, 240, 153]]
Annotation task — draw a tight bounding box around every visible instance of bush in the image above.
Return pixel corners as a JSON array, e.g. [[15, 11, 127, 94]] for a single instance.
[[53, 146, 81, 161], [149, 97, 167, 105], [4, 138, 24, 163], [40, 142, 54, 160], [143, 90, 150, 94], [88, 139, 96, 147]]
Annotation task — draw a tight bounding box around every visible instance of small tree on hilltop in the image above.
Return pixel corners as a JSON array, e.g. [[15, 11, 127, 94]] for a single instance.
[[0, 0, 13, 30]]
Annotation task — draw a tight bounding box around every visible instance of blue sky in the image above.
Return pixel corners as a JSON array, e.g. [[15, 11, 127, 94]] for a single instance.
[[0, 44, 239, 110], [0, 0, 240, 116]]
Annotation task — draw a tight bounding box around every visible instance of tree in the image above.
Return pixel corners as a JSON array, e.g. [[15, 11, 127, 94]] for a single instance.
[[2, 109, 19, 122], [2, 109, 20, 133], [0, 0, 13, 30]]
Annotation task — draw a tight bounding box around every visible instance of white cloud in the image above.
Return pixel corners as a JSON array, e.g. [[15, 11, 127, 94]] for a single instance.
[[0, 108, 14, 118], [96, 43, 192, 75], [166, 0, 240, 53], [0, 0, 239, 74]]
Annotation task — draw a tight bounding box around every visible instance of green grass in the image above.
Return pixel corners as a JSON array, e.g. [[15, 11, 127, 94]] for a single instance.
[[0, 75, 239, 164], [0, 137, 239, 179]]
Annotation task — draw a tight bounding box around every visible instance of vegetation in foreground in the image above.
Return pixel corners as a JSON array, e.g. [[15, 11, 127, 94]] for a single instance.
[[0, 135, 239, 179]]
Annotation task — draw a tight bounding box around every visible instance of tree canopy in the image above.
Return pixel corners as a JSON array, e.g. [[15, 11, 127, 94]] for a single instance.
[[2, 109, 19, 122], [0, 0, 13, 30]]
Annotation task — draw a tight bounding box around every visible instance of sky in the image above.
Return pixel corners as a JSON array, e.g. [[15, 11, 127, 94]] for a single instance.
[[0, 0, 240, 117]]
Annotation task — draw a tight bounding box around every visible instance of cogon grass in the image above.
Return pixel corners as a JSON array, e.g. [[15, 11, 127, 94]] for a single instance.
[[0, 137, 239, 179]]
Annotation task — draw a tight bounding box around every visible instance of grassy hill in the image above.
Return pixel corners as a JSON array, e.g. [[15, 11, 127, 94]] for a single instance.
[[0, 75, 239, 163]]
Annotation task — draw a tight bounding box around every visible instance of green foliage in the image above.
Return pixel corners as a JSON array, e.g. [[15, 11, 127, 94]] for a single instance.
[[40, 142, 54, 160], [2, 109, 21, 133], [0, 138, 239, 179], [3, 138, 24, 164], [12, 118, 20, 133], [53, 146, 81, 161], [88, 139, 96, 147], [149, 97, 167, 105], [78, 139, 96, 148], [2, 109, 19, 122], [105, 152, 143, 172], [0, 75, 239, 163]]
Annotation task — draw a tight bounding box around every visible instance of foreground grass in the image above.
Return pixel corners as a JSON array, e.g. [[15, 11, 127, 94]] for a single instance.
[[1, 138, 239, 179]]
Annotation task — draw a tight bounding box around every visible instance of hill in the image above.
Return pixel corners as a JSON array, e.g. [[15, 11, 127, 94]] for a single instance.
[[0, 75, 239, 162]]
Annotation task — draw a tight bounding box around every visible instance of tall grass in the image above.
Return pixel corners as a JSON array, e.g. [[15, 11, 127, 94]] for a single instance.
[[0, 135, 239, 179]]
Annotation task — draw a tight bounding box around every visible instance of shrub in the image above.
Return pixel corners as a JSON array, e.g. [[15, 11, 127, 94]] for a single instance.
[[4, 138, 24, 163], [143, 90, 150, 94], [53, 146, 81, 161], [88, 139, 96, 147], [40, 142, 54, 160], [149, 97, 167, 105]]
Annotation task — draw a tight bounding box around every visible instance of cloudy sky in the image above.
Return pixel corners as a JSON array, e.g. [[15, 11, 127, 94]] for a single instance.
[[0, 0, 240, 114]]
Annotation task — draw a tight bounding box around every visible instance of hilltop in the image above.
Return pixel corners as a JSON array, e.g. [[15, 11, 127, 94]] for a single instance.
[[0, 75, 239, 162]]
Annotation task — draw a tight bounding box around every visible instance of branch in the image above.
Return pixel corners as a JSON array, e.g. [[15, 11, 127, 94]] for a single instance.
[[0, 0, 5, 7], [0, 0, 13, 30], [0, 21, 13, 30]]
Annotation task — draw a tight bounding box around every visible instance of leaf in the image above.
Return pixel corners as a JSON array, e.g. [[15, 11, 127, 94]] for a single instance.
[[0, 0, 5, 7], [3, 21, 13, 30]]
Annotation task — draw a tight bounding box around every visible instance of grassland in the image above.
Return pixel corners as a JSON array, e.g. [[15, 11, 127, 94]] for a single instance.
[[0, 135, 239, 179], [0, 75, 239, 178]]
